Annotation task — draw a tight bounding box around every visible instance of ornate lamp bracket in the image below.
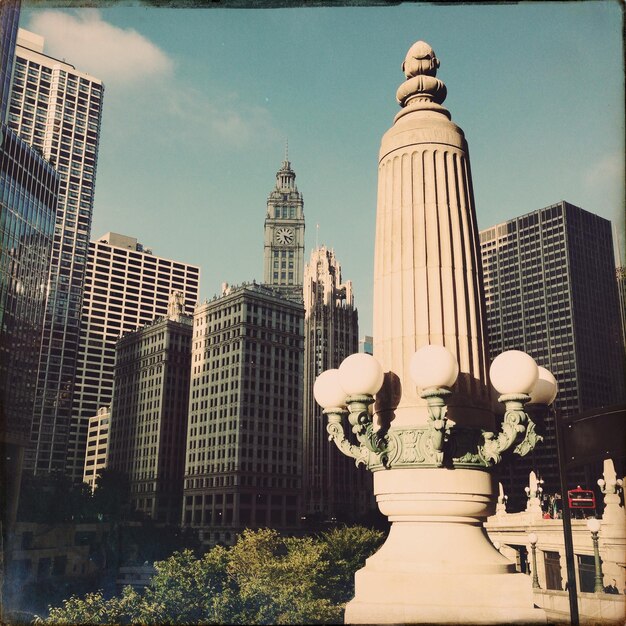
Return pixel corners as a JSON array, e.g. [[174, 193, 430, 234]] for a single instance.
[[324, 395, 389, 468], [479, 393, 542, 465], [421, 387, 452, 465]]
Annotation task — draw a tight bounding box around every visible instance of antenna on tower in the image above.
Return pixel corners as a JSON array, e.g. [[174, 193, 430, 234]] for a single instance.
[[285, 138, 289, 162], [316, 223, 319, 249]]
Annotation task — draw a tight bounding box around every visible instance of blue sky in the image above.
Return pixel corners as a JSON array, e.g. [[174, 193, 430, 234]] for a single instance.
[[21, 1, 624, 336]]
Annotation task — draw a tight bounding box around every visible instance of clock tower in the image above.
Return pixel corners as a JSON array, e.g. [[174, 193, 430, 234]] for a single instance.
[[263, 157, 305, 301]]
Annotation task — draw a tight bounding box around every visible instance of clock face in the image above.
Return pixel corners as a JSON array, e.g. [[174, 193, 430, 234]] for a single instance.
[[275, 227, 295, 245]]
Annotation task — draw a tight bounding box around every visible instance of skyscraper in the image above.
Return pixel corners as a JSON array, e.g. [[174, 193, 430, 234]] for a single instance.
[[7, 29, 104, 476], [302, 246, 372, 522], [0, 2, 60, 530], [480, 201, 626, 501], [0, 0, 20, 120], [183, 282, 304, 546], [107, 293, 193, 524], [71, 232, 200, 481], [262, 158, 305, 303]]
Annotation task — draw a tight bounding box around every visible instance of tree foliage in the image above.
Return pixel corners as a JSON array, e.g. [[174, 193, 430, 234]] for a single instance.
[[38, 526, 385, 625]]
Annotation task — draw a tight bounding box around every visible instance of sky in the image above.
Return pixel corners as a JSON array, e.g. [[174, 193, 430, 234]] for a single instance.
[[20, 0, 625, 336]]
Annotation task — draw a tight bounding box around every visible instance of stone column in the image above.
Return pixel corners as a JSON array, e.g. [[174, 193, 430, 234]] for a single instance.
[[345, 40, 545, 625], [373, 40, 492, 430]]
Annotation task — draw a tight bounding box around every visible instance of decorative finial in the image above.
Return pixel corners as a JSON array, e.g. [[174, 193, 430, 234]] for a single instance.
[[285, 138, 289, 162], [396, 40, 447, 111]]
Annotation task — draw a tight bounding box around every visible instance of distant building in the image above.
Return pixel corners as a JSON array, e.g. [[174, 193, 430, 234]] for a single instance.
[[302, 246, 372, 522], [107, 293, 193, 524], [8, 29, 104, 478], [359, 335, 374, 355], [71, 232, 200, 482], [182, 282, 304, 546], [480, 201, 626, 505], [82, 406, 111, 493], [262, 158, 305, 303]]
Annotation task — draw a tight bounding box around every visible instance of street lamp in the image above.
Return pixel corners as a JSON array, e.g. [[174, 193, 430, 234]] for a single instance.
[[528, 532, 540, 589], [586, 517, 604, 593]]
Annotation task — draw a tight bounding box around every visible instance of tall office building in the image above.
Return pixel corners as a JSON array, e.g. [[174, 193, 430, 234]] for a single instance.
[[107, 293, 193, 524], [480, 201, 626, 503], [7, 29, 104, 476], [0, 2, 60, 530], [70, 232, 200, 481], [0, 0, 20, 120], [262, 158, 305, 303], [183, 282, 304, 546], [302, 246, 372, 521]]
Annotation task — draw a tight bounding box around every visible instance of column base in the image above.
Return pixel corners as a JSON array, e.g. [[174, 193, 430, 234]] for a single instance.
[[343, 468, 547, 624]]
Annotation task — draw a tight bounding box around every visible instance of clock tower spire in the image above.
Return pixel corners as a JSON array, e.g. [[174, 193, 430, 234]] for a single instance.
[[263, 156, 305, 302]]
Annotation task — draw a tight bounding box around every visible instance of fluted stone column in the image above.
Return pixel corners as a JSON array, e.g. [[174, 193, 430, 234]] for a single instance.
[[373, 40, 491, 429], [345, 41, 545, 625]]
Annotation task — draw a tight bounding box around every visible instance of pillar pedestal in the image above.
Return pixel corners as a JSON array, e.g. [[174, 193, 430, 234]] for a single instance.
[[344, 468, 546, 624]]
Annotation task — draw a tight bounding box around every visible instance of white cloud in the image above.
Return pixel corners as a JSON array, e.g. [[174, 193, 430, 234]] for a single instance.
[[26, 10, 174, 84], [160, 84, 277, 148]]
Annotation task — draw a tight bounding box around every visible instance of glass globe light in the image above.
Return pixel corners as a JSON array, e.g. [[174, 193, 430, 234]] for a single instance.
[[528, 532, 538, 545], [313, 369, 347, 409], [490, 350, 539, 395], [529, 366, 558, 405], [337, 353, 384, 396], [409, 344, 459, 390], [586, 518, 601, 533]]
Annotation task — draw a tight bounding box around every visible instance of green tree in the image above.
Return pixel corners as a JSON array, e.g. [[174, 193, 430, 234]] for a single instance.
[[318, 525, 385, 605], [40, 587, 142, 625], [222, 529, 341, 624], [39, 526, 384, 625]]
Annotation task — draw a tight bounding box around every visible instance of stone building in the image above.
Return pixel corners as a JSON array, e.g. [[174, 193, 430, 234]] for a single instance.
[[73, 232, 199, 481], [302, 246, 372, 522], [182, 282, 304, 546], [262, 157, 305, 303], [107, 294, 193, 524]]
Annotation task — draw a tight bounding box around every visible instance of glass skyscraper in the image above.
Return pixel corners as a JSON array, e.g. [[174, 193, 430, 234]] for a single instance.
[[0, 0, 59, 530], [7, 29, 104, 478]]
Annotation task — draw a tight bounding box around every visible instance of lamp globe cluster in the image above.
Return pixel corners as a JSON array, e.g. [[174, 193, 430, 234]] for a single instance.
[[313, 353, 384, 410]]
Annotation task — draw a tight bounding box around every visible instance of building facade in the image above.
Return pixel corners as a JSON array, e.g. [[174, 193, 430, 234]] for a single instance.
[[7, 29, 104, 477], [302, 246, 372, 522], [183, 283, 304, 546], [480, 201, 626, 504], [262, 158, 305, 303], [107, 294, 193, 524], [0, 125, 59, 528], [71, 232, 200, 481], [82, 405, 110, 492]]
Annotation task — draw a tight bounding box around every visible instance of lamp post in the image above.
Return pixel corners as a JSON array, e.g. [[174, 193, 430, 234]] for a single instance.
[[586, 517, 604, 593], [313, 39, 558, 624], [528, 532, 540, 589]]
